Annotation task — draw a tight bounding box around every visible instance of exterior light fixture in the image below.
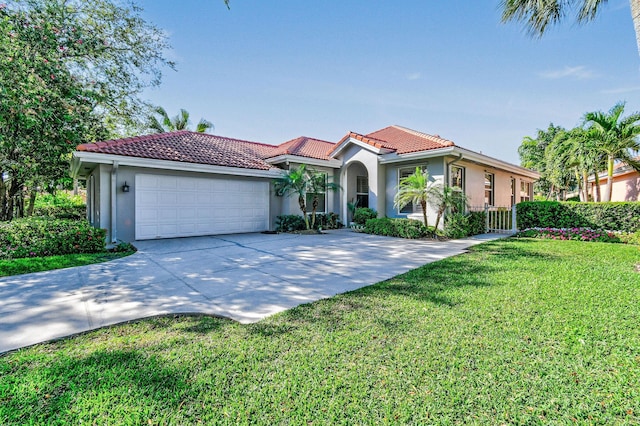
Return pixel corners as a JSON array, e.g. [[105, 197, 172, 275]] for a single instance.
[[122, 182, 130, 193]]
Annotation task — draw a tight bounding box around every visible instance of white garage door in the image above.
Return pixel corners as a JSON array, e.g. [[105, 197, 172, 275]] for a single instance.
[[135, 174, 269, 240]]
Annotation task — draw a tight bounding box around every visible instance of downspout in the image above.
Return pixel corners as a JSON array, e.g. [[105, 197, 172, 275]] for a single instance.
[[110, 161, 118, 243]]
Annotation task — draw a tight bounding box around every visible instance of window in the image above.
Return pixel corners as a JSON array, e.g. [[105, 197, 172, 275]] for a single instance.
[[356, 175, 369, 208], [520, 181, 531, 202], [450, 165, 465, 213], [306, 172, 327, 214], [450, 165, 464, 190], [484, 173, 494, 206], [398, 166, 426, 214], [510, 178, 516, 206]]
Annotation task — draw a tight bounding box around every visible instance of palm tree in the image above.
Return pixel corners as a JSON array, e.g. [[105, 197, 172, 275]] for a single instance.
[[393, 167, 439, 227], [584, 102, 640, 202], [500, 0, 640, 58], [273, 164, 338, 230], [148, 107, 213, 133], [429, 185, 469, 230]]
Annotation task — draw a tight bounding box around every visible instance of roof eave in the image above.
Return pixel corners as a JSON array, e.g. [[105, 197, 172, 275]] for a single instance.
[[330, 136, 384, 158], [265, 154, 343, 168], [72, 151, 282, 178], [380, 146, 540, 179]]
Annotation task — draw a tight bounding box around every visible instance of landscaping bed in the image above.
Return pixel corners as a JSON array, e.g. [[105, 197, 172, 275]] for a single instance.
[[1, 239, 639, 424]]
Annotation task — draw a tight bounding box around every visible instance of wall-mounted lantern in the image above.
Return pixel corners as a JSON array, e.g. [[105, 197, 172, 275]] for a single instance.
[[122, 182, 130, 193]]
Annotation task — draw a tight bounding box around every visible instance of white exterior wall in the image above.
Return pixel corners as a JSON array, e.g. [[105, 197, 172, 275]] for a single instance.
[[336, 144, 385, 222]]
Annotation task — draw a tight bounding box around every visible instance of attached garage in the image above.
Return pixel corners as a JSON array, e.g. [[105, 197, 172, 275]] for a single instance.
[[135, 174, 270, 240]]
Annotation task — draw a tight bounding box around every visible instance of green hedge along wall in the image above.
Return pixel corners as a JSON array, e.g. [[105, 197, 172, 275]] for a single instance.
[[517, 201, 640, 233]]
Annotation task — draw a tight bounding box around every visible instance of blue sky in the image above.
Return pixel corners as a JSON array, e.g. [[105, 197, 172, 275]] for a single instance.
[[138, 0, 639, 164]]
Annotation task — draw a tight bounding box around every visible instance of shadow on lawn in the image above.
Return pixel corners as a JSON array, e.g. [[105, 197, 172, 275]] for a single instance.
[[3, 349, 188, 422], [278, 239, 560, 329]]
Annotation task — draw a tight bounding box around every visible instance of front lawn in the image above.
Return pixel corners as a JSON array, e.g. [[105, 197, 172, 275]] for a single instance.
[[1, 239, 639, 424], [0, 250, 135, 277]]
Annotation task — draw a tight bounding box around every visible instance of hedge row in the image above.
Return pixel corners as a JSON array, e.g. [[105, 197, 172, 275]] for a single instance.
[[0, 218, 106, 259], [363, 218, 433, 239], [517, 201, 640, 233], [274, 213, 343, 232]]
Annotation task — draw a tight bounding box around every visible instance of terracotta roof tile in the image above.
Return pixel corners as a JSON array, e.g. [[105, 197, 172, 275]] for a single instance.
[[365, 125, 455, 154], [76, 131, 338, 170], [76, 131, 280, 170], [268, 136, 336, 160]]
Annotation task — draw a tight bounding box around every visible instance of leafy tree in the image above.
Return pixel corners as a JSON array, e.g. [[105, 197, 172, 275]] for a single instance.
[[393, 167, 439, 227], [518, 123, 565, 199], [0, 0, 173, 220], [500, 0, 640, 58], [273, 164, 338, 230], [584, 102, 640, 202], [148, 107, 214, 133], [429, 185, 469, 230]]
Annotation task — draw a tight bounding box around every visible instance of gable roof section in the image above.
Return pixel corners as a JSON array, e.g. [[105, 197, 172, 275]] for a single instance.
[[76, 131, 337, 171], [330, 125, 455, 156], [267, 136, 336, 160], [365, 125, 455, 154]]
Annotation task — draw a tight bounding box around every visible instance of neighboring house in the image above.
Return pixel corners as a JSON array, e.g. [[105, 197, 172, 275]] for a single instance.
[[588, 160, 640, 201], [71, 125, 539, 242]]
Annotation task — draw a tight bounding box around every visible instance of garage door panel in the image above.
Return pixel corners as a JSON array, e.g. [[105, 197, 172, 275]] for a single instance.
[[135, 174, 269, 240]]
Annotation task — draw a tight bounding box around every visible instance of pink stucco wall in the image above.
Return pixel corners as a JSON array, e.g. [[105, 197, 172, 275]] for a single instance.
[[592, 170, 640, 201]]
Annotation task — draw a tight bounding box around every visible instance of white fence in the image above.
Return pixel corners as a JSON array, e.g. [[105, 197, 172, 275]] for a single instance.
[[469, 204, 517, 234]]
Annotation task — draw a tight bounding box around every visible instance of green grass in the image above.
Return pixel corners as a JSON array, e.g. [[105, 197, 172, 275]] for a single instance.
[[1, 239, 639, 424], [0, 250, 135, 277]]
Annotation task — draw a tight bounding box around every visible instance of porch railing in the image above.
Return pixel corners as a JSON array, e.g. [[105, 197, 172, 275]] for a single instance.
[[468, 204, 517, 234]]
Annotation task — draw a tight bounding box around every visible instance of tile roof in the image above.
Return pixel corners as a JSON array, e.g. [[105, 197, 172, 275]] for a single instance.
[[364, 125, 455, 154], [267, 136, 336, 160], [332, 125, 456, 156], [76, 131, 337, 170]]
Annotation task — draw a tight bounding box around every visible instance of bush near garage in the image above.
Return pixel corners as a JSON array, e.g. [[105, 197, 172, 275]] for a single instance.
[[0, 218, 106, 260], [516, 201, 640, 233], [444, 211, 487, 239], [275, 214, 343, 232], [352, 208, 378, 225], [313, 213, 343, 230], [363, 218, 434, 239]]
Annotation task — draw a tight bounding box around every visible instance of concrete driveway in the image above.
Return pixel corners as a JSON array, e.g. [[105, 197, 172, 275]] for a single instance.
[[0, 230, 502, 354]]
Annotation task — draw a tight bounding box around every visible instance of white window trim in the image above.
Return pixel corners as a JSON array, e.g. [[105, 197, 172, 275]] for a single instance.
[[307, 172, 328, 214], [356, 175, 369, 208], [484, 172, 495, 206], [450, 165, 465, 193], [397, 165, 427, 214]]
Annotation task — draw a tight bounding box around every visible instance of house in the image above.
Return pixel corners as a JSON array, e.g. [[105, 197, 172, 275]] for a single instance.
[[588, 160, 640, 201], [71, 125, 539, 242]]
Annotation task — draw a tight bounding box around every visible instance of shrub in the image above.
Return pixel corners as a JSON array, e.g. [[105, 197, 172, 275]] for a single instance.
[[353, 207, 378, 225], [0, 218, 106, 259], [618, 231, 640, 245], [363, 218, 432, 239], [466, 211, 487, 236], [517, 201, 640, 233], [515, 227, 621, 243], [32, 192, 86, 220], [444, 213, 469, 239], [275, 215, 307, 232], [313, 213, 343, 230], [443, 211, 488, 239]]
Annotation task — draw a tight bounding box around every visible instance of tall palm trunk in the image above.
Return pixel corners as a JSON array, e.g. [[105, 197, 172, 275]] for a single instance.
[[298, 195, 309, 229], [420, 200, 428, 227], [605, 155, 615, 202], [632, 0, 640, 58], [582, 170, 589, 202], [593, 173, 602, 202]]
